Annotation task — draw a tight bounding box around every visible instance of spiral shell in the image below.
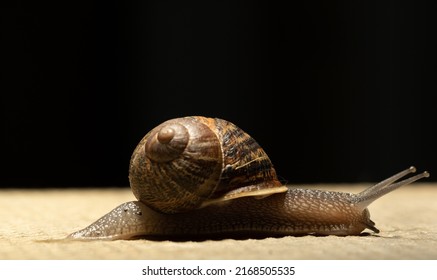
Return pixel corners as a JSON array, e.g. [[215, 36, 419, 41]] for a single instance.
[[128, 116, 286, 214]]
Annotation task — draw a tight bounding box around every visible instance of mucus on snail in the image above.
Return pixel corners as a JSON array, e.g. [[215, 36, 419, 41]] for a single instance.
[[67, 116, 430, 240]]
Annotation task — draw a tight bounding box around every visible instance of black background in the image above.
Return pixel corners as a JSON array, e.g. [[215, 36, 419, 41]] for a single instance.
[[1, 1, 436, 187]]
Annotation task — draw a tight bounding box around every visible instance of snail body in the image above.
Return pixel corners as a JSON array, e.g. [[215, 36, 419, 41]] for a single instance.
[[67, 116, 429, 240]]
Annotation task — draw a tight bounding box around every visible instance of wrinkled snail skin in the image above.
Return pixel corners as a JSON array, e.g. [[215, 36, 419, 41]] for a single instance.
[[67, 189, 370, 240], [67, 167, 429, 240], [66, 116, 430, 241]]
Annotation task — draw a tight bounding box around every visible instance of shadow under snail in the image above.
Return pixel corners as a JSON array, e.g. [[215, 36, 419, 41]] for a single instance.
[[67, 116, 430, 241]]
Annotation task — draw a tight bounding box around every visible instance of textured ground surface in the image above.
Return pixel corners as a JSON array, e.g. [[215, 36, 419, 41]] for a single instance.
[[1, 183, 436, 260]]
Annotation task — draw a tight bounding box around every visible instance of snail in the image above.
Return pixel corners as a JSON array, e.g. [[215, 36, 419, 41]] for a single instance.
[[67, 116, 430, 240]]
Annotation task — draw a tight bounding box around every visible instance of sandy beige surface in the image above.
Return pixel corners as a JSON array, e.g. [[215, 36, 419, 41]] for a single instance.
[[1, 183, 436, 260]]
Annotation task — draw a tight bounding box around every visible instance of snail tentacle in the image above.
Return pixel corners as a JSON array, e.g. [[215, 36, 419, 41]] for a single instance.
[[353, 166, 429, 209]]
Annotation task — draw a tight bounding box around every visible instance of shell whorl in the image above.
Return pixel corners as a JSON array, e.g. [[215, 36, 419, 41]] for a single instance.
[[144, 123, 189, 162], [129, 116, 283, 214]]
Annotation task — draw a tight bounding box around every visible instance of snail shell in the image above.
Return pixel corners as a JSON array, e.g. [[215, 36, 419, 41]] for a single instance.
[[128, 116, 286, 214]]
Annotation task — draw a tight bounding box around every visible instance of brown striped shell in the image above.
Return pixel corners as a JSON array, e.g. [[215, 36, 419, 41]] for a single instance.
[[128, 116, 287, 214]]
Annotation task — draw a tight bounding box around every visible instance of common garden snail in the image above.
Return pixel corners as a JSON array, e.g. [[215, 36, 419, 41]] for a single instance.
[[67, 116, 430, 240]]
